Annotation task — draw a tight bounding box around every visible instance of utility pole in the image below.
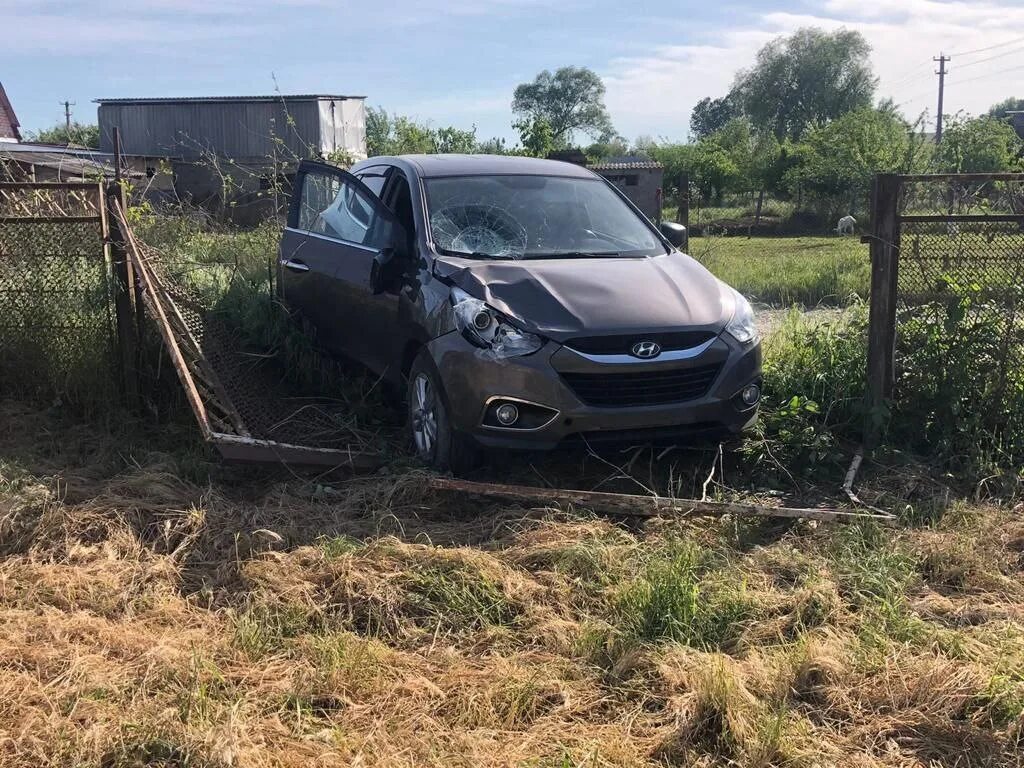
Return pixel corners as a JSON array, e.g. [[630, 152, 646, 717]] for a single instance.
[[933, 54, 949, 143], [61, 100, 75, 132]]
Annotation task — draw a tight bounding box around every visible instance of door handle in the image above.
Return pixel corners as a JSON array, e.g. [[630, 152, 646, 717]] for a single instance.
[[282, 258, 310, 273]]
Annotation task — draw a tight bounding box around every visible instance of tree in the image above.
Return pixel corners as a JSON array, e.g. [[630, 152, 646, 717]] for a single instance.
[[26, 122, 100, 148], [584, 135, 630, 163], [474, 136, 510, 155], [732, 27, 877, 140], [366, 106, 477, 156], [513, 115, 554, 158], [434, 125, 478, 154], [512, 66, 614, 145], [988, 97, 1024, 120], [690, 96, 738, 140], [783, 107, 910, 218], [934, 115, 1023, 173]]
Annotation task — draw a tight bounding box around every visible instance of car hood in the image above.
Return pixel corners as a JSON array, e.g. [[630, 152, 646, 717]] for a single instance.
[[434, 252, 733, 342]]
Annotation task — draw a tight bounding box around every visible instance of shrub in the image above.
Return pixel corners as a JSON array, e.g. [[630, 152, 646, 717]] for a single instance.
[[745, 306, 868, 476], [891, 280, 1024, 480]]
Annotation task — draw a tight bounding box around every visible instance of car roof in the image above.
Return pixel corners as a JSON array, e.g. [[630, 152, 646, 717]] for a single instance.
[[367, 154, 598, 179]]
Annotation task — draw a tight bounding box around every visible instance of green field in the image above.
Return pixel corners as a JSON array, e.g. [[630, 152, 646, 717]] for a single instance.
[[688, 235, 870, 307]]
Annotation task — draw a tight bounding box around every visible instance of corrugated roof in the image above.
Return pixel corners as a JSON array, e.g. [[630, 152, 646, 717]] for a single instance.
[[590, 159, 663, 170], [0, 152, 125, 178], [95, 94, 365, 104], [0, 142, 109, 157]]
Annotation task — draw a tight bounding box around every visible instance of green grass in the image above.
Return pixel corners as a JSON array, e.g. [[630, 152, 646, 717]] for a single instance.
[[612, 540, 754, 650], [662, 197, 797, 227], [689, 235, 869, 307]]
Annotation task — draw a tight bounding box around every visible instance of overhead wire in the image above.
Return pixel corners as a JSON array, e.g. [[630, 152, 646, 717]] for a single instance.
[[945, 62, 1024, 88], [946, 35, 1024, 58], [954, 45, 1024, 71]]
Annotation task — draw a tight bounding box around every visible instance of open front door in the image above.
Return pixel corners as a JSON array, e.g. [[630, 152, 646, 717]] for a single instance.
[[278, 160, 404, 375]]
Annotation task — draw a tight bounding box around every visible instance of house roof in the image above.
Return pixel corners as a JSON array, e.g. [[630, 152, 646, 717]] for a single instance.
[[590, 162, 663, 170], [0, 81, 21, 141], [95, 94, 365, 104], [590, 155, 663, 170]]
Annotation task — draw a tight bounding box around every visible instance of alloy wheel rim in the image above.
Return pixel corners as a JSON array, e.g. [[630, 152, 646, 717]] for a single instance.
[[411, 373, 438, 457]]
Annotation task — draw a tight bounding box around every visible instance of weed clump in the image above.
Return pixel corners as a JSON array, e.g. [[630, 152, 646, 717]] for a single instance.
[[613, 541, 754, 650]]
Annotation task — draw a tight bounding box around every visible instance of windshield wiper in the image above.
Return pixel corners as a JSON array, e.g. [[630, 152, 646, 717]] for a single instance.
[[523, 250, 622, 259], [437, 248, 517, 260]]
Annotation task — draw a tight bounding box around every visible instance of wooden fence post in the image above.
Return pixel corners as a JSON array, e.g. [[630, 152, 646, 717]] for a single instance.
[[864, 172, 901, 447], [107, 126, 139, 406]]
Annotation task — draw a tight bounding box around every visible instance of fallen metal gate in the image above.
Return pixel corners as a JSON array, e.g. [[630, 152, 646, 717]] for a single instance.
[[112, 199, 381, 470]]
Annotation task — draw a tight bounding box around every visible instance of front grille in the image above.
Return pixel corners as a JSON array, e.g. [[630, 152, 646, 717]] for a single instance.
[[561, 362, 722, 407], [565, 330, 716, 356]]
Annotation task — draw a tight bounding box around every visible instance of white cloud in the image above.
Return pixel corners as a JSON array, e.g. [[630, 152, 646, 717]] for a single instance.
[[602, 0, 1024, 141]]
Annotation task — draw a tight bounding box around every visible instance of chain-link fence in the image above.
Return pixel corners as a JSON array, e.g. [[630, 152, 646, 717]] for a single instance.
[[0, 183, 116, 405], [867, 173, 1024, 471]]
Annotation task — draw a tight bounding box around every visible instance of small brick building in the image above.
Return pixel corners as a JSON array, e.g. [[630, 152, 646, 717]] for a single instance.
[[589, 156, 664, 222]]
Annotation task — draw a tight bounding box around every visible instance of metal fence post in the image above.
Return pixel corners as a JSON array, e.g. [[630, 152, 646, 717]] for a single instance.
[[865, 173, 901, 447], [107, 126, 139, 406], [678, 172, 690, 250]]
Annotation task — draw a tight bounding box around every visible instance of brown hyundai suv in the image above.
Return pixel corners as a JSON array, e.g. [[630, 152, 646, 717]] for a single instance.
[[278, 154, 762, 471]]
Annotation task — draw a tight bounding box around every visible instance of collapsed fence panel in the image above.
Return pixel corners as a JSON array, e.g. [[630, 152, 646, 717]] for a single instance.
[[111, 200, 382, 470], [0, 182, 115, 404], [866, 173, 1024, 466]]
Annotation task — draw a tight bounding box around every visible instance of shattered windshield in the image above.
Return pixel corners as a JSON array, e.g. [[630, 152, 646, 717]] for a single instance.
[[424, 175, 666, 260]]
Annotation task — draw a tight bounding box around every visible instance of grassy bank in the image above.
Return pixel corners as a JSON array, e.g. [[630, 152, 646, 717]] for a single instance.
[[1, 400, 1022, 767], [690, 236, 869, 307]]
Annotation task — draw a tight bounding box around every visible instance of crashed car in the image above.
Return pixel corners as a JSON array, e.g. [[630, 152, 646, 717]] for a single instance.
[[278, 155, 762, 471]]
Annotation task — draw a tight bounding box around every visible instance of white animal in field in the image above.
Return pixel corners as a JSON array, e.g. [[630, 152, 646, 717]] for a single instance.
[[836, 215, 856, 235]]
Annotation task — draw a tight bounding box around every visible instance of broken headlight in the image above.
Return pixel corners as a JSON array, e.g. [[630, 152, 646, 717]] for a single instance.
[[450, 287, 543, 358], [725, 287, 758, 345]]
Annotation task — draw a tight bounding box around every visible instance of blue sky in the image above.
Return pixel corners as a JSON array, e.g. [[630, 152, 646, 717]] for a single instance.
[[3, 0, 1023, 143]]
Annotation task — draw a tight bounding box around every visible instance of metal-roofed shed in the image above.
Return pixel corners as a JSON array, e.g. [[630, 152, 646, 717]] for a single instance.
[[96, 94, 366, 161]]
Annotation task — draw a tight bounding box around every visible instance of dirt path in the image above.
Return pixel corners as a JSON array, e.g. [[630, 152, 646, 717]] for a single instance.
[[755, 303, 849, 338]]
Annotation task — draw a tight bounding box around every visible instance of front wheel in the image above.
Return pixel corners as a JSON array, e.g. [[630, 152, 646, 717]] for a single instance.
[[407, 351, 481, 474]]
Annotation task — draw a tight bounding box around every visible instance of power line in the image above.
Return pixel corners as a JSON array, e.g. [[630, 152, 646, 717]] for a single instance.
[[947, 35, 1024, 58], [886, 61, 937, 90], [955, 45, 1024, 71], [946, 62, 1024, 89]]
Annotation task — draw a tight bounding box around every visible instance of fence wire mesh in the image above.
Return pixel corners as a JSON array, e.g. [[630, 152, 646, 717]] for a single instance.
[[120, 213, 386, 461], [0, 184, 115, 404], [892, 175, 1024, 468]]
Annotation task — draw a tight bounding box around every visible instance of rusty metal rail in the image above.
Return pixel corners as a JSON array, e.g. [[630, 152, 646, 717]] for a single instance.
[[113, 199, 382, 470]]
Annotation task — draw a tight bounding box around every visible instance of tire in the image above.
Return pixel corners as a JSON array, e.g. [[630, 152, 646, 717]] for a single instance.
[[407, 350, 481, 474]]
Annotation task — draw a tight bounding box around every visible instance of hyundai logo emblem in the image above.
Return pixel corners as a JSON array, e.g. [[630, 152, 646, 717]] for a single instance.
[[630, 341, 661, 359]]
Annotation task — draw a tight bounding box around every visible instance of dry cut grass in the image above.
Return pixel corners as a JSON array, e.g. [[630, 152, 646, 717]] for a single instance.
[[1, 400, 1023, 767]]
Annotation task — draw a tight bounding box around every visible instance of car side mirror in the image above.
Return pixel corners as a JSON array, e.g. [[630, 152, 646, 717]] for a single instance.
[[660, 221, 688, 249]]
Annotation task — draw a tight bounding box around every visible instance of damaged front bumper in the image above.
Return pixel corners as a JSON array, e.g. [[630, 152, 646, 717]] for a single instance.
[[429, 330, 762, 450]]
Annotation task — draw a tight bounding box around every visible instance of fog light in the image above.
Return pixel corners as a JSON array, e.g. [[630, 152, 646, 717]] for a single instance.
[[741, 384, 761, 406], [495, 403, 520, 426]]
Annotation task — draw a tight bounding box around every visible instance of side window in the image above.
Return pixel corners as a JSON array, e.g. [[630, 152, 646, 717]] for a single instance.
[[357, 173, 388, 198], [296, 170, 393, 249]]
